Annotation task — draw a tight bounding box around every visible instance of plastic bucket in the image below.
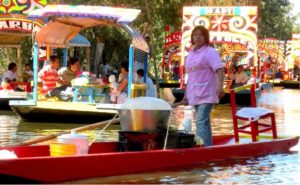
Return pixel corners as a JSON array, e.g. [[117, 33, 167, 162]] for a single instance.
[[57, 131, 89, 155], [50, 143, 76, 157]]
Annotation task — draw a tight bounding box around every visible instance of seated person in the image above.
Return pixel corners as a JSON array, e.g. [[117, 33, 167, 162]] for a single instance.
[[23, 63, 34, 82], [275, 69, 283, 79], [38, 55, 63, 97], [58, 58, 81, 86], [232, 65, 249, 88], [136, 68, 156, 97], [2, 62, 17, 82], [110, 62, 128, 104], [0, 78, 14, 92], [51, 58, 81, 100], [229, 66, 237, 80]]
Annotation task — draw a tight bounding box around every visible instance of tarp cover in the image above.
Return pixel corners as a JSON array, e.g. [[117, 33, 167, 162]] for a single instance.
[[68, 34, 91, 47]]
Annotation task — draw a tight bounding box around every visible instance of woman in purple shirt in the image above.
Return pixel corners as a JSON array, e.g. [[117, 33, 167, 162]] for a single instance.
[[182, 26, 225, 146]]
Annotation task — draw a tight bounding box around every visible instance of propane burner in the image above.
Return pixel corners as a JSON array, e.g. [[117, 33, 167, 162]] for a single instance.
[[118, 130, 196, 152], [118, 131, 161, 151]]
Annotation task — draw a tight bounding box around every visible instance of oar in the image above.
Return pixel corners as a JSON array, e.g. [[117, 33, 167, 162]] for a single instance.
[[171, 102, 184, 108], [9, 118, 120, 147]]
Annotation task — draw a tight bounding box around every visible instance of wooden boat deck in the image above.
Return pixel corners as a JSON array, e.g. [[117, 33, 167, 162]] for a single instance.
[[11, 101, 117, 123]]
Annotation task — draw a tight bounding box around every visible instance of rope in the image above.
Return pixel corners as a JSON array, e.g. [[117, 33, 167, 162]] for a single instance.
[[163, 116, 171, 150], [88, 113, 118, 147]]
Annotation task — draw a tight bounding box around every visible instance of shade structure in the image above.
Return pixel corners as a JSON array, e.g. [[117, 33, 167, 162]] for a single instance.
[[28, 5, 149, 52], [0, 31, 29, 47]]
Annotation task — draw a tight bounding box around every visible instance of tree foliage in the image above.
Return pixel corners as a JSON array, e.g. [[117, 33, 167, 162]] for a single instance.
[[258, 0, 295, 40]]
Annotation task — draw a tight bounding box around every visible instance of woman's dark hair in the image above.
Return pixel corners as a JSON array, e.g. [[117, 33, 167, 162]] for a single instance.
[[8, 62, 17, 71], [191, 25, 210, 45], [69, 58, 79, 66], [121, 62, 129, 72], [137, 69, 144, 77]]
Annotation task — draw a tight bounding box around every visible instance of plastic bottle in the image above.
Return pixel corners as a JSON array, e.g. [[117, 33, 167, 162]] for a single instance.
[[178, 106, 193, 133]]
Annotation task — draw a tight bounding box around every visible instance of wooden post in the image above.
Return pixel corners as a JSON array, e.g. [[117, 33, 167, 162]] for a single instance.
[[46, 46, 51, 59], [17, 47, 22, 81], [63, 48, 68, 67], [128, 45, 134, 98], [86, 47, 90, 71], [33, 43, 39, 102]]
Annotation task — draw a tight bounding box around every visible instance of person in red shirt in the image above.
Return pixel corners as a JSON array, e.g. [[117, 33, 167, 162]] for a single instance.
[[38, 55, 65, 96]]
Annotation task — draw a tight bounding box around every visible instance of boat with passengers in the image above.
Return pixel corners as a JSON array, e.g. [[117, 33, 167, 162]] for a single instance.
[[9, 4, 150, 123]]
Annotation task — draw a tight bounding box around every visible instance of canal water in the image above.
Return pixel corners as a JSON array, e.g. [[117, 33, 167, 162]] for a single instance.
[[0, 87, 299, 184]]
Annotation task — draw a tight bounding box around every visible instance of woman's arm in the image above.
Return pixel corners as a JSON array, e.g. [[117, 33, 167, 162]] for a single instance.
[[117, 78, 128, 92], [216, 68, 225, 99]]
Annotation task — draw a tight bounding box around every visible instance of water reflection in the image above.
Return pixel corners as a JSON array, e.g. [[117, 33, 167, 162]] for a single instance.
[[0, 111, 19, 146], [67, 153, 300, 184], [0, 87, 299, 184]]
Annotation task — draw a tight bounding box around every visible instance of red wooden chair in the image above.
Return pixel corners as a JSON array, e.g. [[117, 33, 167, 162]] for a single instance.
[[230, 84, 277, 142]]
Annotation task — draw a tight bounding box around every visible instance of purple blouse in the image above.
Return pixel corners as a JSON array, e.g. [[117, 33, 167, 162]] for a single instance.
[[185, 45, 223, 105]]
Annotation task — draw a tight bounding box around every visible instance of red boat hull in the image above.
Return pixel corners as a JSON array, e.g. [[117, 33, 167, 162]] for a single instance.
[[0, 135, 298, 183]]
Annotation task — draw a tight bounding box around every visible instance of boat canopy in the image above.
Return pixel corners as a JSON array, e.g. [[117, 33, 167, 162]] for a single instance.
[[0, 14, 42, 47], [68, 34, 91, 47], [0, 31, 30, 47], [28, 5, 149, 52]]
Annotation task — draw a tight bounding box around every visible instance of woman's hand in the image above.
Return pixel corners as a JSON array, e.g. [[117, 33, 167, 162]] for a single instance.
[[218, 90, 225, 100], [181, 96, 188, 106]]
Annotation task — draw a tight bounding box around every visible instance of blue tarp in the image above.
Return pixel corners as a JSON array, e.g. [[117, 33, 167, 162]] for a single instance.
[[68, 34, 91, 47]]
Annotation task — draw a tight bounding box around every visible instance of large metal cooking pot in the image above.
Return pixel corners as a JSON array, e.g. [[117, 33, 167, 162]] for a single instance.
[[117, 97, 172, 131]]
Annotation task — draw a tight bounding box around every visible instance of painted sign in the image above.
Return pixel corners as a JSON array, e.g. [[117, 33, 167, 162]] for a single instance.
[[0, 0, 47, 14], [0, 16, 43, 32], [182, 6, 258, 65], [161, 25, 182, 80], [258, 38, 285, 67], [283, 34, 300, 70], [163, 29, 181, 65], [0, 0, 47, 59]]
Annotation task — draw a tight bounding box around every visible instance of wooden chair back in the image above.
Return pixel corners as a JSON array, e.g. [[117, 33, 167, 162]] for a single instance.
[[131, 83, 146, 98], [230, 84, 256, 115]]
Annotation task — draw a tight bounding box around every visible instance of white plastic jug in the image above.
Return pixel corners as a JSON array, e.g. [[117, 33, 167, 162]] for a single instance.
[[57, 130, 89, 155], [178, 106, 194, 133]]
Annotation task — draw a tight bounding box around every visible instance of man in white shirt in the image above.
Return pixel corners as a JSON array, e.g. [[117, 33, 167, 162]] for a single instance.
[[2, 62, 17, 81]]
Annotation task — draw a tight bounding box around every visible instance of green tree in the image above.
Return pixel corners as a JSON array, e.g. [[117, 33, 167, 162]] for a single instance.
[[258, 0, 295, 40]]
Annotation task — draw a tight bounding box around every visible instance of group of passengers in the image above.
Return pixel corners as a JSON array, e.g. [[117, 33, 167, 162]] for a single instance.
[[0, 55, 156, 104]]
